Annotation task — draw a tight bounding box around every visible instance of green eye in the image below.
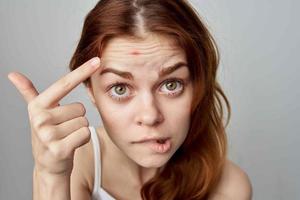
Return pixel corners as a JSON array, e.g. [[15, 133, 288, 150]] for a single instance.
[[165, 81, 178, 91], [107, 78, 185, 102], [114, 85, 126, 95], [160, 79, 184, 96]]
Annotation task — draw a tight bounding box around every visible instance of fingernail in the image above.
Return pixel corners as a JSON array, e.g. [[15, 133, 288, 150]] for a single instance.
[[90, 57, 100, 67]]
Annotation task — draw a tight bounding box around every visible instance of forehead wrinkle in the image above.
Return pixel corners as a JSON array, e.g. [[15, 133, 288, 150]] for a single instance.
[[100, 61, 188, 82], [105, 45, 179, 57], [100, 35, 186, 78], [101, 51, 184, 69], [104, 38, 180, 57], [103, 47, 184, 62]]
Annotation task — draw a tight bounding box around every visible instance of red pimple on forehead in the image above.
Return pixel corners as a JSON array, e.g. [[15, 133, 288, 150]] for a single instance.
[[130, 50, 141, 55]]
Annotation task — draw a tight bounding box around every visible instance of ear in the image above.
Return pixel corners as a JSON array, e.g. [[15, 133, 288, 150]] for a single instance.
[[85, 82, 96, 106]]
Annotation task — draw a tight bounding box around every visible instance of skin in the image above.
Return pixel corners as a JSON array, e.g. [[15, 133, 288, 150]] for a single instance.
[[7, 33, 252, 200], [8, 57, 102, 200], [86, 33, 194, 188]]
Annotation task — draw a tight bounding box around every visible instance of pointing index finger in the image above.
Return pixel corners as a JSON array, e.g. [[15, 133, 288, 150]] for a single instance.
[[35, 57, 101, 108]]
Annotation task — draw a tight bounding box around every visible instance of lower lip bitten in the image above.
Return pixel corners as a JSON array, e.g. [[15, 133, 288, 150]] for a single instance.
[[146, 139, 172, 153]]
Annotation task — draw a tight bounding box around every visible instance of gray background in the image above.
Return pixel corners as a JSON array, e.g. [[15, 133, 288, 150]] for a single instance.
[[1, 0, 299, 199]]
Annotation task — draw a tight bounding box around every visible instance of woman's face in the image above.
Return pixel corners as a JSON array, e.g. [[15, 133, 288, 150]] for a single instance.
[[87, 33, 193, 168]]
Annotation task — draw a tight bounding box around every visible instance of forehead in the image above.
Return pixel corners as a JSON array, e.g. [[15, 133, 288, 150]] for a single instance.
[[101, 34, 186, 66]]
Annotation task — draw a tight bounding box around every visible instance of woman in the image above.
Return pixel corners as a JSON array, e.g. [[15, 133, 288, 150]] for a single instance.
[[8, 0, 252, 199]]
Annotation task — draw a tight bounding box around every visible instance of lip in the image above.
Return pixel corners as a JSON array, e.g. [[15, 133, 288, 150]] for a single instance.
[[133, 136, 171, 144], [134, 138, 172, 153]]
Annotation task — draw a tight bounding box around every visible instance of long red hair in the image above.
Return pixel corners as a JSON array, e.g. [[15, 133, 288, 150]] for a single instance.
[[69, 0, 231, 199]]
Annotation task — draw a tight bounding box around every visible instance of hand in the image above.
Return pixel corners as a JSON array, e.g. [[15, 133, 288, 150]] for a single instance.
[[7, 57, 101, 176]]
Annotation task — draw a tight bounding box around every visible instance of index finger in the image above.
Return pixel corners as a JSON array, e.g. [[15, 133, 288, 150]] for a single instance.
[[35, 57, 101, 108]]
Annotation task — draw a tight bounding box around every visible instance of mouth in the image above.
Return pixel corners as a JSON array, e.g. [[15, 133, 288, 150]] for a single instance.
[[133, 137, 171, 144], [156, 138, 168, 144], [134, 138, 172, 154]]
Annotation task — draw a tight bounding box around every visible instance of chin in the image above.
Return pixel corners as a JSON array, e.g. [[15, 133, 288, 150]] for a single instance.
[[133, 154, 172, 168], [137, 161, 166, 169]]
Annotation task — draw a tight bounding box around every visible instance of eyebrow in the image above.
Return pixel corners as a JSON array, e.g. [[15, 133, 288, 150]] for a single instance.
[[99, 61, 188, 80]]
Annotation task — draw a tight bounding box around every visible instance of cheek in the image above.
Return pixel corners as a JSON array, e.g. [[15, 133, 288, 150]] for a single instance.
[[169, 106, 191, 138], [164, 89, 192, 121], [94, 95, 131, 132], [164, 90, 192, 135]]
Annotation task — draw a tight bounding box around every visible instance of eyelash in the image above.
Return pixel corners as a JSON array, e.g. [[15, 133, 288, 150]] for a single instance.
[[106, 78, 186, 102]]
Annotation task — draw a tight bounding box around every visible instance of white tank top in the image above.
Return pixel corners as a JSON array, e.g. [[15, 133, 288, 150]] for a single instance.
[[89, 126, 116, 200]]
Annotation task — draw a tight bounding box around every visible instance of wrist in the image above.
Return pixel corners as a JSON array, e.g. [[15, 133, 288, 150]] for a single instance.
[[33, 168, 71, 200]]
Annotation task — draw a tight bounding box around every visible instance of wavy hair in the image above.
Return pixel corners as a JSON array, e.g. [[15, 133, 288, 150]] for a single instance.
[[69, 0, 231, 199]]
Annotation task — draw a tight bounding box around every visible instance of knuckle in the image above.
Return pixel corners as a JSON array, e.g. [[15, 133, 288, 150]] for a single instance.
[[78, 127, 91, 144], [38, 127, 56, 143], [81, 126, 90, 135], [49, 143, 67, 160], [79, 116, 89, 127], [31, 111, 52, 129], [75, 102, 86, 116]]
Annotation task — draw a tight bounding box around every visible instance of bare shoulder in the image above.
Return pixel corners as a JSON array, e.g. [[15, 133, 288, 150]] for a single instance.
[[209, 159, 253, 200], [70, 131, 95, 199]]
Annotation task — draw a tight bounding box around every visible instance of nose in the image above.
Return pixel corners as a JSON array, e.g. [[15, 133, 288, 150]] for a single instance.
[[135, 93, 164, 127]]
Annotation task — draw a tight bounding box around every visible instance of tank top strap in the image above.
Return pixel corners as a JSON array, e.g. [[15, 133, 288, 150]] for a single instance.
[[89, 126, 102, 195]]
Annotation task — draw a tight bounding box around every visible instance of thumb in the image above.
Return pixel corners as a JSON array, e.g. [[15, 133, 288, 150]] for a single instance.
[[7, 72, 39, 103]]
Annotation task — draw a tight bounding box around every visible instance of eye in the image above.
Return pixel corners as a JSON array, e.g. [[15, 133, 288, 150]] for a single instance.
[[107, 78, 185, 102], [160, 79, 184, 96], [107, 82, 131, 101]]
